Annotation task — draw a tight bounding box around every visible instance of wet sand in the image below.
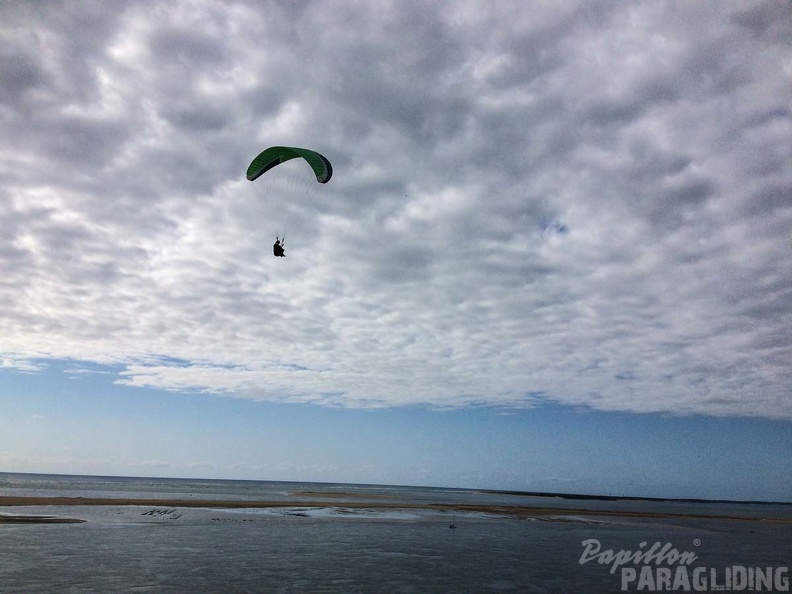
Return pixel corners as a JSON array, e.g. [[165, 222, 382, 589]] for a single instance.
[[1, 495, 789, 523]]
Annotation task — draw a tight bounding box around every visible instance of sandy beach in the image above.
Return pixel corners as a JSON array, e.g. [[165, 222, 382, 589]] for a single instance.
[[1, 495, 789, 524]]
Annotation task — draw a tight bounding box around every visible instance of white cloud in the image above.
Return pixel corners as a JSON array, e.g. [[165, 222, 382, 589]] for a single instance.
[[1, 0, 790, 418]]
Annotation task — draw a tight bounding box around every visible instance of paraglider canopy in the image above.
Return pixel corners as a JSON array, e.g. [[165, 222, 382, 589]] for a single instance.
[[246, 146, 333, 184]]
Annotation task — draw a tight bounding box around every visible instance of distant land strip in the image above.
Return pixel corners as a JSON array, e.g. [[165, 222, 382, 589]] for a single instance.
[[1, 496, 790, 523], [480, 489, 791, 506]]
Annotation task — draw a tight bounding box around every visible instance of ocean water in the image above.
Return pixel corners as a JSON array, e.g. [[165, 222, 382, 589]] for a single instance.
[[0, 473, 790, 593]]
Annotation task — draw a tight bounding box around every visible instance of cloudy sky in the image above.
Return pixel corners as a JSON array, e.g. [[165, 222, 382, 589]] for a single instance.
[[1, 1, 790, 500]]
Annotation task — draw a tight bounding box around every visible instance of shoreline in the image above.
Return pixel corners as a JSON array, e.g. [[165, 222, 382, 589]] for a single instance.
[[1, 496, 790, 523]]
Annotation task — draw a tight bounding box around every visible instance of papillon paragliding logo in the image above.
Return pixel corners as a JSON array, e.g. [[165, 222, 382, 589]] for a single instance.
[[246, 146, 333, 253]]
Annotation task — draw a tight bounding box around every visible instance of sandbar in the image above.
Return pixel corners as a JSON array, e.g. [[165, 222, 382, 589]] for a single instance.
[[0, 496, 789, 523], [0, 513, 85, 524], [292, 490, 405, 500]]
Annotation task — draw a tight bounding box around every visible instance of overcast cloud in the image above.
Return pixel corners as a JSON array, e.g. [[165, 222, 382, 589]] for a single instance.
[[1, 0, 790, 418]]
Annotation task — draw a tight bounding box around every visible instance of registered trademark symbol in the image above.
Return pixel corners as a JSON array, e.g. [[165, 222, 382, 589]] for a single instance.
[[693, 539, 701, 547]]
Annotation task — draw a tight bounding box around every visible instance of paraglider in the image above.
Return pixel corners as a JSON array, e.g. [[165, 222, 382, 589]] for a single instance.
[[246, 146, 332, 258], [247, 146, 332, 184], [273, 236, 285, 257]]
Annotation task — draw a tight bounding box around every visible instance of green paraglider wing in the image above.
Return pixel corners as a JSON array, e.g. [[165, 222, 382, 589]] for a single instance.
[[246, 146, 333, 183]]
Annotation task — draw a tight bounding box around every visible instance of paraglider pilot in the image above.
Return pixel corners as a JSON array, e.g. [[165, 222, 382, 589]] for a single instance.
[[273, 237, 285, 257]]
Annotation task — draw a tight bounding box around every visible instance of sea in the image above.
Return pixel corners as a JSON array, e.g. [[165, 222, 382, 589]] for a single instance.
[[1, 473, 790, 593]]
